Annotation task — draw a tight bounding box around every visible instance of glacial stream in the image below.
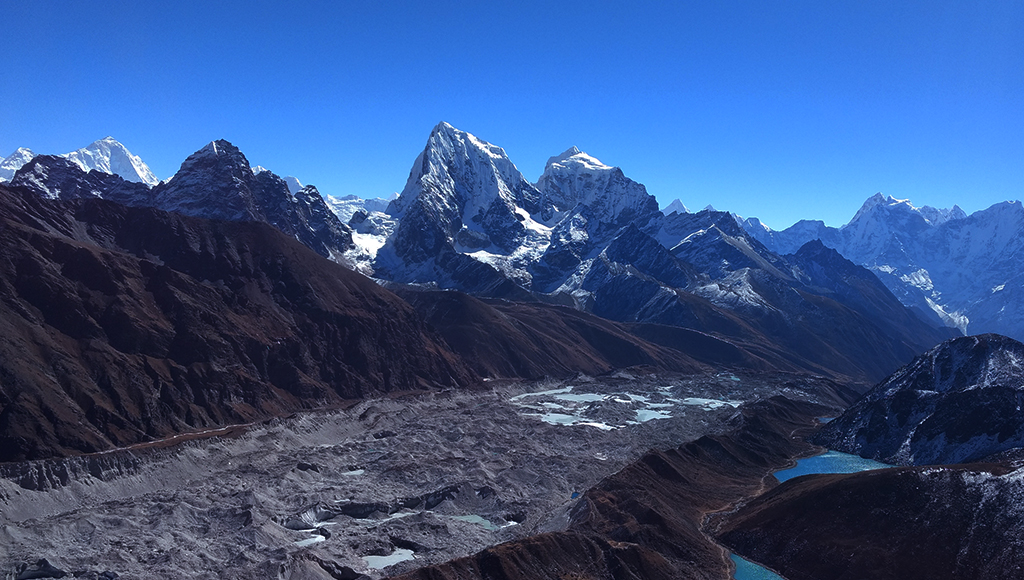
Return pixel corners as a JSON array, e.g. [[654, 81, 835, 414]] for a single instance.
[[730, 449, 892, 580]]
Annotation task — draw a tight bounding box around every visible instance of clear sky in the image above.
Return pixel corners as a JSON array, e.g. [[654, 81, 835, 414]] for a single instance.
[[1, 1, 1021, 229]]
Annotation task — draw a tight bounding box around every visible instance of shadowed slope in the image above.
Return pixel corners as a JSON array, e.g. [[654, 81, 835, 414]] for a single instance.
[[0, 184, 477, 461], [718, 462, 1024, 580]]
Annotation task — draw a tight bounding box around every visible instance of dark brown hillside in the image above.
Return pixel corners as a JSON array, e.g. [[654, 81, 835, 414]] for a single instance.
[[0, 184, 477, 461], [394, 289, 728, 379], [717, 462, 1024, 580]]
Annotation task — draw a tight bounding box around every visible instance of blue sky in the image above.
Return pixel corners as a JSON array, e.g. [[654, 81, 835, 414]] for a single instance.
[[2, 1, 1021, 229]]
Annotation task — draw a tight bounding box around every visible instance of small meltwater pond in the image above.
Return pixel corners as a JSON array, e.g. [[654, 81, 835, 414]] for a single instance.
[[363, 548, 415, 570], [731, 449, 893, 579], [449, 514, 518, 531]]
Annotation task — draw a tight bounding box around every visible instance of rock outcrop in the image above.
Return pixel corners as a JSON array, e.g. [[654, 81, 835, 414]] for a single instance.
[[815, 333, 1024, 465]]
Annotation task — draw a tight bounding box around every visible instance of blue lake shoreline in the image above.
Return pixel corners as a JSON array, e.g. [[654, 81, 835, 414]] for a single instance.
[[729, 449, 892, 579]]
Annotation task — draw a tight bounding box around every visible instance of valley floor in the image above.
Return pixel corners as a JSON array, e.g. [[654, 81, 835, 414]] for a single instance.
[[0, 371, 850, 580]]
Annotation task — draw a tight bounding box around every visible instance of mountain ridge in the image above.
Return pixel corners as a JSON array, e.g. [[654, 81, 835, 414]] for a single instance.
[[743, 194, 1024, 339], [815, 333, 1024, 465]]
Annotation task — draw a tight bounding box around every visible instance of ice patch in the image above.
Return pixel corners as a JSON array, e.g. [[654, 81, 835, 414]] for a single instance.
[[511, 385, 738, 430], [635, 409, 672, 422], [294, 536, 326, 548], [449, 514, 517, 531], [510, 387, 573, 401], [679, 397, 742, 409], [363, 548, 415, 569]]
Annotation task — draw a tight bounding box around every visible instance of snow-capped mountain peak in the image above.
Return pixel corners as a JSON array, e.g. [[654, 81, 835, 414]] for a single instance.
[[0, 147, 36, 182], [663, 199, 689, 215], [544, 146, 612, 173], [284, 176, 303, 195], [61, 137, 159, 186], [846, 193, 964, 228], [742, 216, 771, 233], [545, 146, 582, 168], [387, 121, 542, 224], [537, 147, 658, 226]]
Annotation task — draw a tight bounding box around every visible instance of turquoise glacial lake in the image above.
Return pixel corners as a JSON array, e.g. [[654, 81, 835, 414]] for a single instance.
[[731, 554, 786, 579], [731, 449, 892, 579], [773, 450, 891, 483]]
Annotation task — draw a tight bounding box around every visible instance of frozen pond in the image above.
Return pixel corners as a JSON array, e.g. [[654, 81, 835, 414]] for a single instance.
[[363, 548, 415, 570], [679, 397, 742, 409], [294, 535, 325, 548]]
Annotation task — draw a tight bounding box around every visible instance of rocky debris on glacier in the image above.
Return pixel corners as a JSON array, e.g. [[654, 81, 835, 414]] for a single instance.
[[0, 372, 852, 580]]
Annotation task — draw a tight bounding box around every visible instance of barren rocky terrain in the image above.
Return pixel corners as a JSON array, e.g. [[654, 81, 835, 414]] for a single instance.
[[0, 371, 855, 579]]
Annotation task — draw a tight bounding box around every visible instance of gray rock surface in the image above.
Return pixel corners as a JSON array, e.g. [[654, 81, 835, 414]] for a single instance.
[[0, 372, 850, 579]]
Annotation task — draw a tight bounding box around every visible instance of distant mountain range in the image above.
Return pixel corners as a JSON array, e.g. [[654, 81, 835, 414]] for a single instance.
[[8, 126, 956, 385], [8, 132, 1019, 350], [0, 137, 158, 185], [743, 194, 1024, 341], [4, 127, 1024, 580]]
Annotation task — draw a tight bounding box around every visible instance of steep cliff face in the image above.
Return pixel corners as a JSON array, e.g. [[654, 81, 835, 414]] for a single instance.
[[0, 184, 476, 461], [816, 333, 1024, 465], [374, 122, 552, 292]]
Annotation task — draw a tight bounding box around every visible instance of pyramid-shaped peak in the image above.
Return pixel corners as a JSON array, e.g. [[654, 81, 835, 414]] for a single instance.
[[432, 121, 457, 134], [166, 140, 252, 183], [421, 123, 512, 165], [3, 147, 35, 161], [0, 147, 37, 181], [663, 199, 689, 215], [193, 139, 244, 159]]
